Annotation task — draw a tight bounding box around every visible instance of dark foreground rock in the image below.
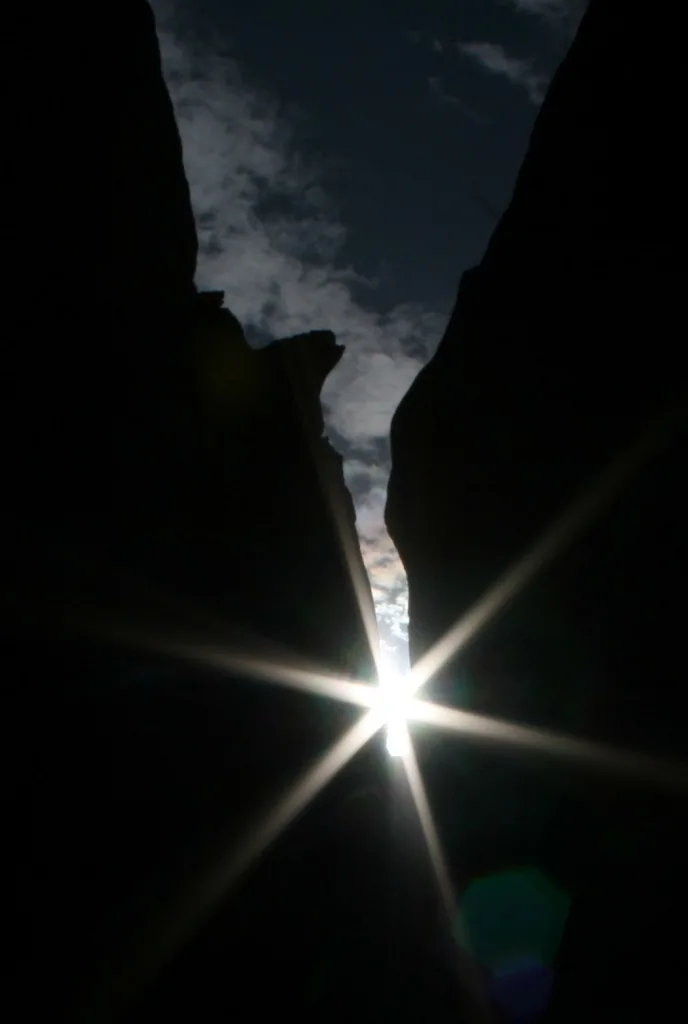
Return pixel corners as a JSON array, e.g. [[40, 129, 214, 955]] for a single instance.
[[387, 1, 687, 1020], [2, 4, 453, 1023]]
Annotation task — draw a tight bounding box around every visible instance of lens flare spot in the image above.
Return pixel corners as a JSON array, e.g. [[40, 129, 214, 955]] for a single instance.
[[490, 954, 554, 1019], [458, 867, 571, 972]]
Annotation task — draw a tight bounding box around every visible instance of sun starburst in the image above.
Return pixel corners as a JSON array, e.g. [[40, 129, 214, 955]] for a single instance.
[[76, 404, 688, 1022]]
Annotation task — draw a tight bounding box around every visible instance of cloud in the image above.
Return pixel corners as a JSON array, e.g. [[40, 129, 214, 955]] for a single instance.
[[152, 2, 441, 654], [457, 41, 547, 105], [427, 76, 489, 124], [347, 467, 409, 651], [508, 0, 588, 33], [510, 0, 569, 15], [406, 34, 488, 122], [509, 0, 585, 20]]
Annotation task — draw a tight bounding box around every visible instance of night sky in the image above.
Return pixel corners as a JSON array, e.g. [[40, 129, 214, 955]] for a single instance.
[[152, 0, 585, 662]]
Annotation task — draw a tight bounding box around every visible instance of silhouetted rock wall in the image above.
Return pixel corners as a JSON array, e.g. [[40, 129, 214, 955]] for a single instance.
[[7, 5, 386, 1024], [386, 1, 687, 1019]]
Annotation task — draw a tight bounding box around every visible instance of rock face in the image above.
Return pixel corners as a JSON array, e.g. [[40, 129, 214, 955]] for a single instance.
[[386, 1, 687, 1020], [5, 5, 415, 1024]]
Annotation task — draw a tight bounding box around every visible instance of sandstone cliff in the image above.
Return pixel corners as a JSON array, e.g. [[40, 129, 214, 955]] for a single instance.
[[6, 5, 394, 1023], [386, 1, 687, 1019]]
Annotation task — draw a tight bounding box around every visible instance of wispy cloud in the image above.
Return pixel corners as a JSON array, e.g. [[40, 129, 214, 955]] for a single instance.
[[508, 0, 587, 32], [510, 0, 569, 16], [410, 29, 549, 113], [428, 76, 489, 123], [345, 461, 409, 651], [509, 0, 584, 17], [457, 41, 547, 105], [153, 2, 440, 654]]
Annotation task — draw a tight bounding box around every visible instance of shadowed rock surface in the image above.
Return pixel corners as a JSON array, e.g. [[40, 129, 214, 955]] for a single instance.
[[2, 4, 451, 1024], [387, 1, 687, 1019]]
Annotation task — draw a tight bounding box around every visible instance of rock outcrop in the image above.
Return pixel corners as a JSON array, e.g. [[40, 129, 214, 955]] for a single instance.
[[5, 5, 411, 1024], [387, 1, 687, 1019]]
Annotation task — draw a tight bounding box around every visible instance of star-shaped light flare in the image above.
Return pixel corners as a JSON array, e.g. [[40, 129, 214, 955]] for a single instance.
[[81, 402, 687, 1021]]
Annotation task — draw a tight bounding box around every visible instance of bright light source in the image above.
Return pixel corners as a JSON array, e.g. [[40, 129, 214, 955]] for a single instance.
[[377, 657, 413, 758], [386, 715, 411, 757]]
